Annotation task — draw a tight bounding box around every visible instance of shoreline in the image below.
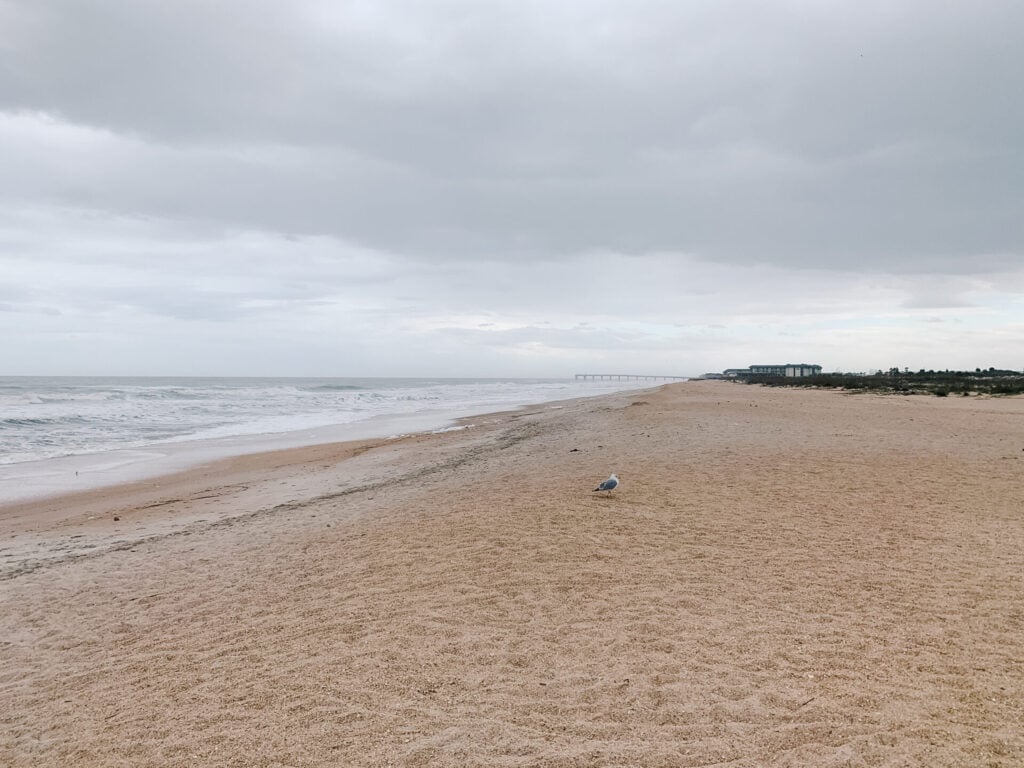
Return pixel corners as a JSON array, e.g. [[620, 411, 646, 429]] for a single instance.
[[2, 381, 1023, 766], [0, 384, 653, 507], [0, 388, 656, 578]]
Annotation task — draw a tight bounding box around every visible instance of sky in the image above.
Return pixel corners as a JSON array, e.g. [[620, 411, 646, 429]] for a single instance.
[[1, 0, 1022, 377]]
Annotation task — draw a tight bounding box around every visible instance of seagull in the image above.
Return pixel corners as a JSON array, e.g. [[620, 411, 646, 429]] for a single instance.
[[593, 473, 619, 493]]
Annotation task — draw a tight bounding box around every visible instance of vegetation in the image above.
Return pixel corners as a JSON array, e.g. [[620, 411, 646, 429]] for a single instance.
[[739, 368, 1024, 396]]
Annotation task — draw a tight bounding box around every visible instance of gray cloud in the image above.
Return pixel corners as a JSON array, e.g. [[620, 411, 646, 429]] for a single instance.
[[3, 1, 1022, 270], [1, 1, 1022, 374]]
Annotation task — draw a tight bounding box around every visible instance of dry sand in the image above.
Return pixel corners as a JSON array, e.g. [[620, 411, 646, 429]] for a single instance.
[[1, 381, 1023, 767]]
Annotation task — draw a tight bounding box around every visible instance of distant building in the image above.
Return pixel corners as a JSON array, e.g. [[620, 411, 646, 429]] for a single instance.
[[724, 363, 823, 378], [749, 363, 822, 377]]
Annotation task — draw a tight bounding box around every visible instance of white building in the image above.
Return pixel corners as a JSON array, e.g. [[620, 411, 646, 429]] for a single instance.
[[747, 363, 822, 377], [723, 364, 823, 378]]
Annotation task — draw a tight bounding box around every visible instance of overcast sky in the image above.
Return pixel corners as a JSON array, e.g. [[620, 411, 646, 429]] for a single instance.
[[2, 1, 1022, 377]]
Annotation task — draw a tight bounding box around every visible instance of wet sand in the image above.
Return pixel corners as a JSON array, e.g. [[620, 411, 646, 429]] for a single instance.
[[2, 382, 1023, 766]]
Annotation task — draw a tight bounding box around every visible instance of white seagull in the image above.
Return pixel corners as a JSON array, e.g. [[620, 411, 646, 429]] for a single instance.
[[593, 473, 619, 493]]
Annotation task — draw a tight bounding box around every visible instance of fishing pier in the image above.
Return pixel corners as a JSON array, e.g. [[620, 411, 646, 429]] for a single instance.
[[574, 374, 688, 382]]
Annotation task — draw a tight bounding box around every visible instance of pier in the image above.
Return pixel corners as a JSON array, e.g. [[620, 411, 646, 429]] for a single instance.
[[575, 374, 688, 382]]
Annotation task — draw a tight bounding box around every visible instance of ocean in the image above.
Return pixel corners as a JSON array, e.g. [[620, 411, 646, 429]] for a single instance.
[[0, 376, 657, 502]]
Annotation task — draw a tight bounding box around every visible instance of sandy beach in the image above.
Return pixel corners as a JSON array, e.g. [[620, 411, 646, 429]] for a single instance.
[[1, 381, 1022, 767]]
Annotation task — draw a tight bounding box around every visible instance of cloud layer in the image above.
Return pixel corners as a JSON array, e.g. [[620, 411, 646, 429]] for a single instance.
[[1, 1, 1022, 374]]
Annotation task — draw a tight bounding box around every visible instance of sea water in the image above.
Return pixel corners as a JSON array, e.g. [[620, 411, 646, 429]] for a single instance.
[[0, 376, 657, 502]]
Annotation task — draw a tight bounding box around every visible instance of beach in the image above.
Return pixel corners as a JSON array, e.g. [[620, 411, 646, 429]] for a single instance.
[[2, 380, 1022, 766]]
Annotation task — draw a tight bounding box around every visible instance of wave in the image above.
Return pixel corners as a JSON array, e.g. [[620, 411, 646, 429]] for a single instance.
[[2, 416, 90, 427], [0, 376, 656, 466], [306, 384, 366, 392]]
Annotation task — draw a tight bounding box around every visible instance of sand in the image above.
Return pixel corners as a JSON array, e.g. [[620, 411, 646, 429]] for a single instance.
[[1, 381, 1022, 767]]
